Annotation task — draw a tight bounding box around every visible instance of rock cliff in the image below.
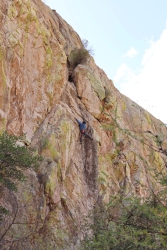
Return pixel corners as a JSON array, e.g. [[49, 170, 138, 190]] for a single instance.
[[0, 0, 167, 249]]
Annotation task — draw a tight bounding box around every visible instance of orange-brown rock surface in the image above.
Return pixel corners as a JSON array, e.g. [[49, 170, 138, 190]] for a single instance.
[[0, 0, 167, 249]]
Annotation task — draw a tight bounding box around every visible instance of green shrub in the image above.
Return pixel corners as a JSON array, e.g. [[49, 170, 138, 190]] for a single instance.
[[68, 39, 93, 71], [0, 206, 9, 221], [0, 132, 42, 192], [81, 183, 167, 250], [0, 131, 42, 219]]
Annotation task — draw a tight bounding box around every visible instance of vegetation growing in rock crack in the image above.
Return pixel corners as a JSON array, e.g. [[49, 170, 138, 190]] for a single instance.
[[68, 39, 94, 72]]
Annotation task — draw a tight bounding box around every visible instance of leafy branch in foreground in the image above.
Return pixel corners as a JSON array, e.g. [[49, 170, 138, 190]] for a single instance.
[[0, 131, 42, 219]]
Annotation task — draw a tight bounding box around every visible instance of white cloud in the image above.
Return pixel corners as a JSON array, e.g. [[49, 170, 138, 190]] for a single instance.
[[124, 47, 138, 58], [114, 23, 167, 124], [114, 63, 130, 82]]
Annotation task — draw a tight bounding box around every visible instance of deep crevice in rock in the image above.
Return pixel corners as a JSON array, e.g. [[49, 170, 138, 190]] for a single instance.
[[68, 73, 73, 83], [82, 126, 99, 198]]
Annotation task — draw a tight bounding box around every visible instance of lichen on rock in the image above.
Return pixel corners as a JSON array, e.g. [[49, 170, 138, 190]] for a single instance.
[[0, 0, 167, 249]]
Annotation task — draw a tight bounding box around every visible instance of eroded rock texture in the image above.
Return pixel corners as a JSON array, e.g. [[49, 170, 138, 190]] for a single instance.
[[0, 0, 167, 249]]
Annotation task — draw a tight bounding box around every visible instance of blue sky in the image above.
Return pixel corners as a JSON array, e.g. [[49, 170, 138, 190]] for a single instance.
[[43, 0, 167, 124]]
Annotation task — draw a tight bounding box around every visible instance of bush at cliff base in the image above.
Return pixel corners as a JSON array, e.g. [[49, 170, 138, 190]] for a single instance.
[[81, 179, 167, 250]]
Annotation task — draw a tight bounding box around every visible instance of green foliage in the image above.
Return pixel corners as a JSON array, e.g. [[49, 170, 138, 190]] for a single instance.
[[0, 132, 42, 219], [104, 87, 112, 98], [68, 48, 89, 70], [41, 137, 50, 150], [0, 206, 9, 221], [154, 135, 163, 148], [81, 183, 167, 250], [0, 132, 42, 192], [68, 39, 93, 71]]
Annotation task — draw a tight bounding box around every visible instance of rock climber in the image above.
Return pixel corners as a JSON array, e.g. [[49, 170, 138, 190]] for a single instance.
[[76, 119, 93, 143]]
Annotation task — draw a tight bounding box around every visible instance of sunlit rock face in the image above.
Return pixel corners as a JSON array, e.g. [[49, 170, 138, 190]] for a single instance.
[[0, 0, 167, 249]]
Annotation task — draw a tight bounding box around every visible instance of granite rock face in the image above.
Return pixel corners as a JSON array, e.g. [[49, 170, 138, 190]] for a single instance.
[[0, 0, 167, 249]]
